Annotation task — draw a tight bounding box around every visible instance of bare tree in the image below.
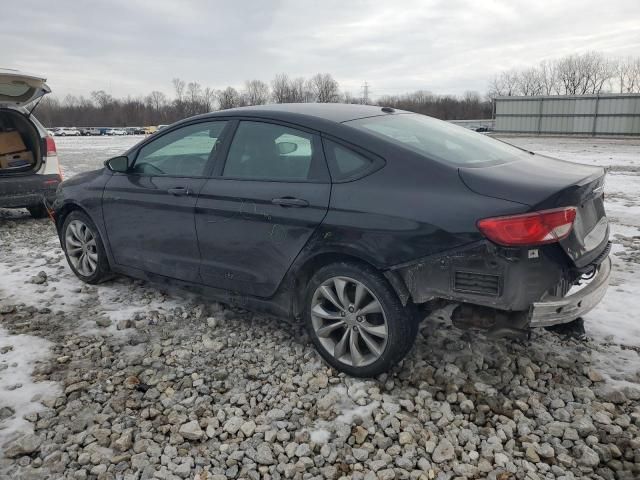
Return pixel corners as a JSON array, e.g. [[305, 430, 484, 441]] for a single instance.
[[616, 57, 640, 93], [487, 71, 519, 98], [202, 87, 217, 111], [217, 87, 242, 110], [146, 91, 167, 112], [516, 68, 544, 96], [290, 77, 312, 102], [308, 73, 340, 103], [271, 74, 291, 103], [172, 78, 186, 103], [243, 79, 270, 105]]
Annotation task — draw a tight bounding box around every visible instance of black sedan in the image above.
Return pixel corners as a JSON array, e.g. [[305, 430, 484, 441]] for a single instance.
[[52, 104, 611, 377]]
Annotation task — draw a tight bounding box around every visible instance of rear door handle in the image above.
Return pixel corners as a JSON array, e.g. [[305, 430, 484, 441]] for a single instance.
[[271, 197, 309, 207], [168, 187, 191, 196]]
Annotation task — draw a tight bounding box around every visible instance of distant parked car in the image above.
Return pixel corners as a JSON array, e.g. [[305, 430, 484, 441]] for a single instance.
[[105, 128, 127, 136], [53, 127, 81, 137], [80, 127, 101, 136], [0, 68, 62, 218], [53, 104, 611, 377], [143, 126, 157, 135]]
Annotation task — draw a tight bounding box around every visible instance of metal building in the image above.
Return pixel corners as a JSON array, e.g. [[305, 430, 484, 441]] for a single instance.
[[494, 94, 640, 136]]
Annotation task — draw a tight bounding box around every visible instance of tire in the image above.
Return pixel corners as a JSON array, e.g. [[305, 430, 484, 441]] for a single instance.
[[61, 210, 112, 284], [304, 261, 418, 377], [27, 204, 48, 219]]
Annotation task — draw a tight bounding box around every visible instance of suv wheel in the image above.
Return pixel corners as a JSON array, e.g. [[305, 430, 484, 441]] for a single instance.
[[304, 262, 418, 377], [27, 204, 48, 219], [62, 211, 111, 284]]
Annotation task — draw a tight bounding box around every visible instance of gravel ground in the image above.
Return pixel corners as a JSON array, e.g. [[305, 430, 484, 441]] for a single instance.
[[0, 135, 639, 479]]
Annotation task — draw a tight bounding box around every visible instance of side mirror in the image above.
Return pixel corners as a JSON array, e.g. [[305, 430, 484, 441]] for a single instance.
[[277, 142, 298, 155], [104, 155, 130, 173]]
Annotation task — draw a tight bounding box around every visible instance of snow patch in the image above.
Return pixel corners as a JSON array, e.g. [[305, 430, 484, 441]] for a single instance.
[[0, 326, 61, 446]]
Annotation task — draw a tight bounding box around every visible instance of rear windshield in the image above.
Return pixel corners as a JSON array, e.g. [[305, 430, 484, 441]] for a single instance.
[[346, 113, 526, 166]]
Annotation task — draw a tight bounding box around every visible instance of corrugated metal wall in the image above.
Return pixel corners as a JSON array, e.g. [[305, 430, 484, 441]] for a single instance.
[[494, 94, 640, 135]]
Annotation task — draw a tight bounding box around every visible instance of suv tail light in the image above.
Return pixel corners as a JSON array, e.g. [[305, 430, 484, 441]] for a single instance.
[[45, 135, 57, 156], [477, 207, 577, 246]]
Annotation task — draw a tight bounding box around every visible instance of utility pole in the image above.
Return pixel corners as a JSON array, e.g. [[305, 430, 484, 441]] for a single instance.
[[361, 81, 370, 104]]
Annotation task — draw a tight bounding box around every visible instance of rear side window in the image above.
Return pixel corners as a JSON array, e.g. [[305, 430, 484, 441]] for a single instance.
[[322, 139, 380, 182]]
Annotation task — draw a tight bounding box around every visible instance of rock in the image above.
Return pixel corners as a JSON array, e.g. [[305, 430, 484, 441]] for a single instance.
[[352, 447, 368, 461], [4, 434, 42, 458], [179, 420, 204, 441], [398, 431, 413, 445], [96, 318, 112, 328], [240, 420, 256, 437], [525, 446, 540, 463], [588, 369, 605, 382], [255, 443, 275, 465], [353, 425, 368, 444], [0, 406, 15, 420], [223, 416, 244, 434], [432, 438, 455, 463], [266, 408, 286, 421], [578, 446, 600, 468], [114, 430, 133, 451], [460, 399, 474, 414], [31, 271, 47, 284]]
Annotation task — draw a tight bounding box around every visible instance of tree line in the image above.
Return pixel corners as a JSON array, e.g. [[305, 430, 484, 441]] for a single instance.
[[34, 51, 640, 127], [35, 73, 491, 127], [488, 52, 640, 97]]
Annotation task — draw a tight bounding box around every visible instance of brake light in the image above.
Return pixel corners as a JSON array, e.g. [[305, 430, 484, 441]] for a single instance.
[[477, 207, 577, 246], [46, 135, 57, 156]]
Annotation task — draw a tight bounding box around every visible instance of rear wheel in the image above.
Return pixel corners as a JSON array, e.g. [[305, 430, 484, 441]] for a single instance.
[[27, 204, 48, 219], [304, 262, 418, 377], [62, 211, 111, 284]]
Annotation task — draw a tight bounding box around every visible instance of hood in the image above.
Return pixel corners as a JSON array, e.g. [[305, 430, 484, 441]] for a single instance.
[[0, 68, 51, 107]]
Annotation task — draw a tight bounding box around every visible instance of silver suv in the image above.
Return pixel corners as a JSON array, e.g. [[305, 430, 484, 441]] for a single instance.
[[0, 69, 61, 218]]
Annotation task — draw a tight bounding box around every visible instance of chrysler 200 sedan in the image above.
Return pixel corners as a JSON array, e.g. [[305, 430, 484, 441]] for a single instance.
[[52, 104, 611, 377]]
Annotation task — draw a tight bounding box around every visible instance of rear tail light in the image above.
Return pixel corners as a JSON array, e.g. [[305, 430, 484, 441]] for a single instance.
[[46, 135, 57, 156], [477, 207, 577, 246]]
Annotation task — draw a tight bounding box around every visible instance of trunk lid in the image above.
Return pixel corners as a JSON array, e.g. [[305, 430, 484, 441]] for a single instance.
[[0, 69, 50, 107], [459, 154, 608, 268]]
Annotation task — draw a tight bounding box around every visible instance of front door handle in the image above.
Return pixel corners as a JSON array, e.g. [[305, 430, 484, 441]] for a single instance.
[[271, 197, 309, 207], [168, 187, 191, 196]]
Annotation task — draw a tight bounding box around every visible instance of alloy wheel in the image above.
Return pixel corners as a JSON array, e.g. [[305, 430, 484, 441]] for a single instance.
[[310, 276, 388, 367], [65, 219, 98, 277]]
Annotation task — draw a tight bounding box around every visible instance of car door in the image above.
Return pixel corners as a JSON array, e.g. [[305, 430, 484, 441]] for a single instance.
[[102, 120, 229, 282], [195, 119, 331, 297]]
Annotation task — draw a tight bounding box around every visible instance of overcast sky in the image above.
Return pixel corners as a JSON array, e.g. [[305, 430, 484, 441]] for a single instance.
[[4, 0, 640, 100]]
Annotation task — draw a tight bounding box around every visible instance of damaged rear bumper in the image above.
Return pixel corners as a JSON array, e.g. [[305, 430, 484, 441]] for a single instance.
[[529, 257, 611, 327]]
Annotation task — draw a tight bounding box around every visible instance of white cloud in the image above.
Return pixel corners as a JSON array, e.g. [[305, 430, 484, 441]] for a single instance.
[[2, 0, 639, 99]]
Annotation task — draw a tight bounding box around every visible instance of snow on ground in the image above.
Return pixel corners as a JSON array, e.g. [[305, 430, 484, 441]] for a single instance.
[[0, 326, 61, 446]]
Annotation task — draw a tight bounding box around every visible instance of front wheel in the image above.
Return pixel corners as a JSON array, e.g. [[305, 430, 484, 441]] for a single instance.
[[62, 211, 112, 284], [304, 262, 418, 377]]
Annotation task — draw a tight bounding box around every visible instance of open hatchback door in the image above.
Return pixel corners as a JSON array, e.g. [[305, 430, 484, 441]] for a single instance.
[[0, 68, 51, 108]]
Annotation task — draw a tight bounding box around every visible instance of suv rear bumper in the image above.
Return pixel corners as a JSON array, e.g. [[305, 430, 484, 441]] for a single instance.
[[0, 173, 60, 208], [529, 256, 611, 327]]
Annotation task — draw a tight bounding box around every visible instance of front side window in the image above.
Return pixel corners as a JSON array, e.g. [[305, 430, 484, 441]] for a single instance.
[[346, 113, 527, 166], [132, 121, 227, 176], [223, 121, 316, 181]]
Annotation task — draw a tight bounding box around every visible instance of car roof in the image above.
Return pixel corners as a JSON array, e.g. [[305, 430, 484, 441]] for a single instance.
[[200, 103, 408, 131]]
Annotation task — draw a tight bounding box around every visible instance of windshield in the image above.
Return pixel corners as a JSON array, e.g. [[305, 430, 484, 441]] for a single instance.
[[346, 113, 527, 166]]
